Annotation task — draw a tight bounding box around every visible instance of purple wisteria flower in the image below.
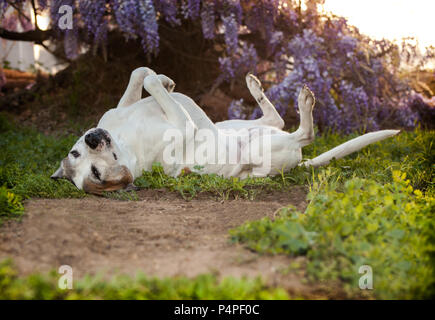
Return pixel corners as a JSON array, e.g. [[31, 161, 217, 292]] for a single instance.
[[221, 12, 238, 53], [200, 1, 215, 39], [138, 0, 160, 55], [228, 98, 247, 120], [219, 42, 258, 81], [1, 0, 432, 132], [79, 0, 108, 44], [181, 0, 200, 19], [155, 0, 180, 26], [112, 0, 137, 37]]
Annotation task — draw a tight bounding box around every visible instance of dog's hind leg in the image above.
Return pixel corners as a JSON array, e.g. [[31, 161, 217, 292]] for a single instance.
[[287, 85, 315, 148], [117, 67, 175, 108], [246, 74, 285, 129], [215, 74, 285, 130]]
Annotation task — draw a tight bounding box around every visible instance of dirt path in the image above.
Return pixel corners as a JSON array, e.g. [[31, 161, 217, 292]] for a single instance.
[[0, 187, 328, 296]]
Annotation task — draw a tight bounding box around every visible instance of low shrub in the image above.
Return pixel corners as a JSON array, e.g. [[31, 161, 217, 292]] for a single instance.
[[0, 259, 288, 300], [231, 172, 435, 299], [0, 185, 24, 224]]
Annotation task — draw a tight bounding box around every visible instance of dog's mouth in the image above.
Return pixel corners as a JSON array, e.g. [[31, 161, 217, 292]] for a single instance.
[[85, 128, 112, 150]]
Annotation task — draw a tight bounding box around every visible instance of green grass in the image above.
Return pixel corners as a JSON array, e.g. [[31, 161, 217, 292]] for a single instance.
[[134, 163, 286, 200], [0, 259, 288, 300], [1, 111, 432, 205], [0, 114, 86, 201], [301, 128, 434, 195]]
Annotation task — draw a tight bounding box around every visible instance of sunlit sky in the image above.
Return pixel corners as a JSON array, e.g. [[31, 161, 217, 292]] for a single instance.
[[322, 0, 435, 51]]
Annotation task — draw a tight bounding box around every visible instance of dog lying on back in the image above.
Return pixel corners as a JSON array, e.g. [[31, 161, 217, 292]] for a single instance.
[[51, 67, 399, 194]]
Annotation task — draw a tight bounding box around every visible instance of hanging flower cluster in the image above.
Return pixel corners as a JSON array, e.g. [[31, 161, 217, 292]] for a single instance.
[[1, 0, 433, 132]]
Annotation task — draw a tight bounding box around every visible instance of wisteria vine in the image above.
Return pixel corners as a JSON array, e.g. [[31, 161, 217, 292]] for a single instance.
[[0, 0, 434, 132]]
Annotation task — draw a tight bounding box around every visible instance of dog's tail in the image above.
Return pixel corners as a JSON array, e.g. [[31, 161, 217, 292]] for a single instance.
[[299, 130, 400, 168]]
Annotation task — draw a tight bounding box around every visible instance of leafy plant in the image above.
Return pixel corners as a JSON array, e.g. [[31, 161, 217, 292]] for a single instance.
[[231, 173, 435, 299], [0, 186, 24, 224], [0, 259, 288, 300]]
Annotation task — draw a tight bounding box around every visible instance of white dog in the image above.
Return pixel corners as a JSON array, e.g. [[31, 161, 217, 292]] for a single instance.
[[51, 67, 399, 194]]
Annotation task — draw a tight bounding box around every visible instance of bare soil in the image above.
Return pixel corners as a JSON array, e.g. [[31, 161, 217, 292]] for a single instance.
[[0, 187, 344, 297]]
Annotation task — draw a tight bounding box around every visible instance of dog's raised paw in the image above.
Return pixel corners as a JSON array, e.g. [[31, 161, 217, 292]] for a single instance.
[[157, 74, 176, 92], [298, 85, 315, 111], [132, 67, 157, 81], [246, 73, 263, 92]]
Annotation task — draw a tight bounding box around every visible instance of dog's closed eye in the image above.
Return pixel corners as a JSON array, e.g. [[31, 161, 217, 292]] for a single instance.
[[70, 150, 80, 158], [113, 152, 117, 160], [91, 165, 101, 181]]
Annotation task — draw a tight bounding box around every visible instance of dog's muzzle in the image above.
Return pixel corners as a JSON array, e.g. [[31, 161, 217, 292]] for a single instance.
[[85, 128, 111, 149]]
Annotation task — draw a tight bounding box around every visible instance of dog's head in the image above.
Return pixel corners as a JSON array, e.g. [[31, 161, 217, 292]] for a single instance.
[[51, 128, 136, 194]]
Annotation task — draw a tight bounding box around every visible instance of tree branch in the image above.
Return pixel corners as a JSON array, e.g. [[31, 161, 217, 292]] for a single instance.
[[30, 0, 40, 31], [0, 28, 54, 44]]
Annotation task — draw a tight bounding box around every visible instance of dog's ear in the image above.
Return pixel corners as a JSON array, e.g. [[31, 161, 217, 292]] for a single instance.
[[83, 165, 135, 195], [50, 166, 64, 180]]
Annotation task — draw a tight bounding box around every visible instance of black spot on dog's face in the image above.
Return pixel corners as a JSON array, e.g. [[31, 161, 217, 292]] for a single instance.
[[85, 132, 101, 149], [85, 128, 111, 150]]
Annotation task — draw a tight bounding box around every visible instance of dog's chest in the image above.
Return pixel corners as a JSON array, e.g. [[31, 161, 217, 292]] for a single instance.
[[97, 104, 175, 177]]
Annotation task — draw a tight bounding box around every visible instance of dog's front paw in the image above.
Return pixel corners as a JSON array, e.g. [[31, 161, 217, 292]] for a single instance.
[[157, 74, 176, 92], [298, 84, 315, 112], [131, 67, 156, 81]]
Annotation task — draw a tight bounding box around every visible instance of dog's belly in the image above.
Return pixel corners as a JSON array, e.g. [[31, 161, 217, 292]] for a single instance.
[[95, 95, 303, 179], [98, 96, 167, 128]]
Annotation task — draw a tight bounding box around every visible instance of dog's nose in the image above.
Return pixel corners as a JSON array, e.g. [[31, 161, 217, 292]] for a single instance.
[[85, 128, 111, 149], [50, 166, 64, 180], [85, 131, 102, 149]]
